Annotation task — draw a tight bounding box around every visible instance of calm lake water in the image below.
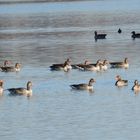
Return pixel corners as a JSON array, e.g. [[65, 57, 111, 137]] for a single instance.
[[0, 0, 140, 139]]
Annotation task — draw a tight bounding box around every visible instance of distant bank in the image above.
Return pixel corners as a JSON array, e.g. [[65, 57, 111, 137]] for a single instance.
[[0, 0, 86, 4]]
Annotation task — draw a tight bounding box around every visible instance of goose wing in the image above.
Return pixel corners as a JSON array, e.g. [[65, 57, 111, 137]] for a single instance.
[[110, 61, 124, 68], [1, 66, 15, 72], [110, 61, 123, 65], [70, 83, 88, 90], [50, 65, 64, 71], [7, 87, 26, 95]]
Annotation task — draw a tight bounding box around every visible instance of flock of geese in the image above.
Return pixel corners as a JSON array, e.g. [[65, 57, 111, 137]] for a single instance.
[[0, 60, 32, 97], [0, 29, 140, 97], [49, 57, 140, 93], [0, 57, 139, 97]]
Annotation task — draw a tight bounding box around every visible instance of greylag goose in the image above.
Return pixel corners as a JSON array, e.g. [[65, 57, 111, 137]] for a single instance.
[[50, 59, 72, 72], [99, 60, 109, 71], [132, 80, 140, 92], [0, 80, 4, 95], [1, 63, 21, 72], [110, 58, 129, 69], [7, 81, 32, 96], [131, 31, 140, 39], [0, 60, 11, 68], [94, 31, 107, 41], [72, 60, 90, 69], [79, 60, 101, 71], [51, 58, 71, 67], [70, 78, 95, 91], [115, 75, 128, 87]]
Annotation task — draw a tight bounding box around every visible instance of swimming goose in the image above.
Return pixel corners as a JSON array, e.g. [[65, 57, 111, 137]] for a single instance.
[[51, 58, 71, 67], [0, 80, 4, 95], [1, 63, 21, 72], [94, 31, 107, 41], [0, 60, 11, 68], [115, 75, 128, 87], [7, 81, 33, 96], [131, 31, 140, 39], [82, 60, 102, 71], [110, 58, 129, 69], [72, 60, 90, 69], [3, 60, 10, 66], [75, 60, 101, 72], [99, 60, 109, 71], [132, 80, 140, 92], [70, 78, 95, 90], [50, 59, 72, 72]]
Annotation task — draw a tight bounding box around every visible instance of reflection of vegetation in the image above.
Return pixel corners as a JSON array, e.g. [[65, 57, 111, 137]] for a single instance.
[[0, 0, 86, 4]]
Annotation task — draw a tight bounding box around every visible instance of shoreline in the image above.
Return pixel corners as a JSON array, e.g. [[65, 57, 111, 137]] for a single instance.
[[0, 0, 87, 4]]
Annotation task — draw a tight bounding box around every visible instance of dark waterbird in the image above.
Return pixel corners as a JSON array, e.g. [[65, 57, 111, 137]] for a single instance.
[[118, 28, 122, 34], [94, 31, 107, 41], [131, 31, 140, 39]]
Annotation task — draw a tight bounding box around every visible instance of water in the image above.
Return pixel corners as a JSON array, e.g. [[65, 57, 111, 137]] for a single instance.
[[0, 0, 140, 139]]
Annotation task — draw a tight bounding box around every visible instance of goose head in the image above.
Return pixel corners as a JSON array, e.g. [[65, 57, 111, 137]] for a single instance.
[[84, 60, 90, 65], [124, 58, 128, 63], [0, 80, 4, 95], [134, 80, 139, 85], [115, 75, 121, 81], [94, 31, 97, 35], [103, 60, 109, 65], [88, 78, 96, 86], [0, 80, 3, 87], [27, 81, 32, 90], [15, 63, 21, 71], [4, 60, 11, 66]]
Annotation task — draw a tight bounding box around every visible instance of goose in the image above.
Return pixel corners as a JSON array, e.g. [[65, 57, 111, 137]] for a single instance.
[[0, 60, 11, 68], [72, 60, 90, 69], [118, 28, 122, 34], [131, 31, 140, 39], [51, 58, 71, 67], [70, 78, 95, 91], [90, 59, 102, 66], [0, 80, 4, 95], [99, 60, 109, 71], [50, 59, 72, 72], [1, 63, 21, 72], [76, 60, 101, 71], [94, 31, 107, 41], [132, 80, 140, 92], [7, 81, 33, 96], [115, 75, 128, 87], [3, 60, 10, 66], [110, 58, 129, 69]]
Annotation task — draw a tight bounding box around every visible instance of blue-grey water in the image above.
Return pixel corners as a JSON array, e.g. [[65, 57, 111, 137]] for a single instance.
[[0, 0, 140, 140]]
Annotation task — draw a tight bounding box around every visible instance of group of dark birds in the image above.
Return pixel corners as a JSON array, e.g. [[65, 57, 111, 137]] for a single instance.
[[94, 29, 140, 41], [0, 29, 140, 96]]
